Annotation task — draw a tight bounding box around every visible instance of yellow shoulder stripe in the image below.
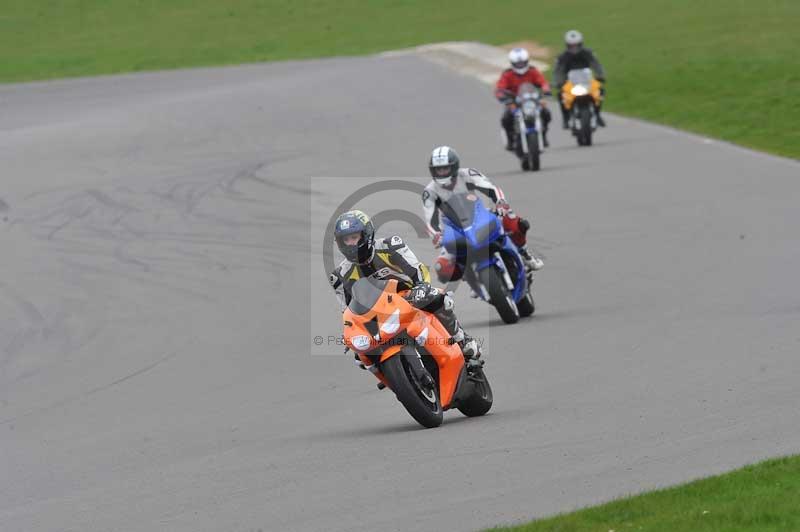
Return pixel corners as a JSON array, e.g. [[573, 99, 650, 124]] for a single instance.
[[376, 251, 398, 270], [420, 263, 431, 283]]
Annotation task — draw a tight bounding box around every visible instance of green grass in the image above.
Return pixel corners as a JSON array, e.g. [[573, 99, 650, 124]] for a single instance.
[[2, 0, 798, 157], [488, 455, 800, 532]]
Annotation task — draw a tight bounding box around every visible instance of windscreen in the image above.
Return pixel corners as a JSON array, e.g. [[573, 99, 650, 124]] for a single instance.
[[567, 68, 593, 87], [516, 82, 540, 103], [440, 193, 478, 229], [348, 277, 389, 315]]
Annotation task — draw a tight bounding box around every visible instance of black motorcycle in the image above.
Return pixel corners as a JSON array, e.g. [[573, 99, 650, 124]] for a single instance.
[[508, 83, 545, 171]]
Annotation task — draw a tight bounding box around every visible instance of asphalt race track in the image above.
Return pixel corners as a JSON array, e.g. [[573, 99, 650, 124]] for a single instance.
[[2, 55, 799, 532]]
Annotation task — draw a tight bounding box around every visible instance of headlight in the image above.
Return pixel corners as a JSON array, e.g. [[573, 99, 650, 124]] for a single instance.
[[571, 85, 588, 96], [351, 335, 371, 351]]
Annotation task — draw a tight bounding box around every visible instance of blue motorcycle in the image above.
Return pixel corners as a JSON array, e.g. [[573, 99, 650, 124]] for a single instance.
[[500, 82, 545, 172], [513, 82, 545, 172], [440, 192, 535, 324]]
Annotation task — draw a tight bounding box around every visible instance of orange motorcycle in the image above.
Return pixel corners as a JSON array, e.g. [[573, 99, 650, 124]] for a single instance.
[[343, 277, 493, 428], [561, 67, 603, 146]]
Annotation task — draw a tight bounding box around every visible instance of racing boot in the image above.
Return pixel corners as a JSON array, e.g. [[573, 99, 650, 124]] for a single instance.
[[519, 245, 544, 271], [431, 294, 483, 367], [541, 107, 552, 147], [505, 134, 516, 152], [596, 106, 606, 127], [450, 328, 484, 371]]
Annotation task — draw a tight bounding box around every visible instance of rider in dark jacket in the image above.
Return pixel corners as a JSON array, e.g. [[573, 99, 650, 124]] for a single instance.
[[552, 30, 607, 128]]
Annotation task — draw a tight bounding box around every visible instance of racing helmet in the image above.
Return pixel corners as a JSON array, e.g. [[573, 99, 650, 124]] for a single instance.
[[334, 210, 375, 264]]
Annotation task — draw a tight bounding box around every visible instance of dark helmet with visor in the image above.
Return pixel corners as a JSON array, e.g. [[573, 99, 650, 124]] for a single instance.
[[334, 210, 375, 265]]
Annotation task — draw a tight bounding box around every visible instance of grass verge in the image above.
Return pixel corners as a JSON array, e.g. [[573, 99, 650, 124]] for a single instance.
[[2, 1, 798, 158], [488, 455, 800, 532]]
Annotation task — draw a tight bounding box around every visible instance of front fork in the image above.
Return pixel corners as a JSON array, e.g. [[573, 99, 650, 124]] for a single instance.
[[405, 346, 435, 388], [472, 252, 514, 301], [570, 101, 598, 130], [517, 113, 544, 153], [517, 113, 529, 155], [495, 252, 515, 290]]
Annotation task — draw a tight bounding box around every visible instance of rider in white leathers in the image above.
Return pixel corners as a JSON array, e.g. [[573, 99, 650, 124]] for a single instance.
[[422, 146, 543, 284]]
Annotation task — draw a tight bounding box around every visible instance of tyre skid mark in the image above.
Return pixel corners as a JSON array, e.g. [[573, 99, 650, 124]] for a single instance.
[[12, 163, 299, 274], [0, 347, 182, 426]]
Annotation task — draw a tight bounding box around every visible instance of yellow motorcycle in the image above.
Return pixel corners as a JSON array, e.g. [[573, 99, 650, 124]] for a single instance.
[[561, 68, 603, 146]]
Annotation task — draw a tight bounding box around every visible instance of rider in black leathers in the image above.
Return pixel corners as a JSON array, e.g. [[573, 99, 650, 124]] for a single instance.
[[330, 209, 482, 362], [552, 30, 607, 128]]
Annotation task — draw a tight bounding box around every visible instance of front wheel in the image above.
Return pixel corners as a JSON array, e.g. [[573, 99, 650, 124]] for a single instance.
[[518, 291, 535, 317], [478, 267, 519, 324], [578, 105, 593, 146], [525, 132, 540, 171], [380, 352, 443, 428]]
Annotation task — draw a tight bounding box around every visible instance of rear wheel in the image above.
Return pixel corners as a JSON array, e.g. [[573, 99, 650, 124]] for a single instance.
[[457, 368, 493, 417], [381, 352, 443, 428], [478, 267, 519, 324], [525, 132, 540, 171], [518, 291, 535, 317]]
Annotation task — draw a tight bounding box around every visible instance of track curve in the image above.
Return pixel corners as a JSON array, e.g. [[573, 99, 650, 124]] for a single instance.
[[1, 55, 799, 532]]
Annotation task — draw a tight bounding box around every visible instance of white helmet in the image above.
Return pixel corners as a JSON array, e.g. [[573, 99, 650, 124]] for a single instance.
[[428, 145, 460, 190], [508, 48, 530, 75], [565, 30, 583, 52]]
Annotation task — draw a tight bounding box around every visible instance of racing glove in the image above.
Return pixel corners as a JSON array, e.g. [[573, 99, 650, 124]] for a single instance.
[[495, 199, 511, 217]]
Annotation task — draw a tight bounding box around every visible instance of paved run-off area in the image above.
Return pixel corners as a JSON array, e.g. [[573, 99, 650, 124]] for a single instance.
[[1, 54, 799, 532]]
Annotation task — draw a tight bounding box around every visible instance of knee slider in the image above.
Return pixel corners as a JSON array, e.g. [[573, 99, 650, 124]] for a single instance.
[[443, 293, 454, 311], [434, 256, 461, 283]]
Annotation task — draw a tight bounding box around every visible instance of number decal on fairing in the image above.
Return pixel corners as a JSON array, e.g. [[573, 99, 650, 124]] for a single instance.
[[374, 267, 393, 279]]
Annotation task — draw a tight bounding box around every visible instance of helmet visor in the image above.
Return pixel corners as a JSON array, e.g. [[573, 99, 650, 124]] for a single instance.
[[342, 234, 361, 246], [511, 60, 528, 70], [335, 231, 364, 262], [433, 165, 453, 178]]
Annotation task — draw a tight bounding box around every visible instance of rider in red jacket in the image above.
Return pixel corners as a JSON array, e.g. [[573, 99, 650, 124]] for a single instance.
[[495, 48, 553, 149]]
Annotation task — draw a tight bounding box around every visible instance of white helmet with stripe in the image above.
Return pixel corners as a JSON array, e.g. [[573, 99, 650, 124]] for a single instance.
[[428, 146, 460, 190], [508, 48, 530, 75]]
